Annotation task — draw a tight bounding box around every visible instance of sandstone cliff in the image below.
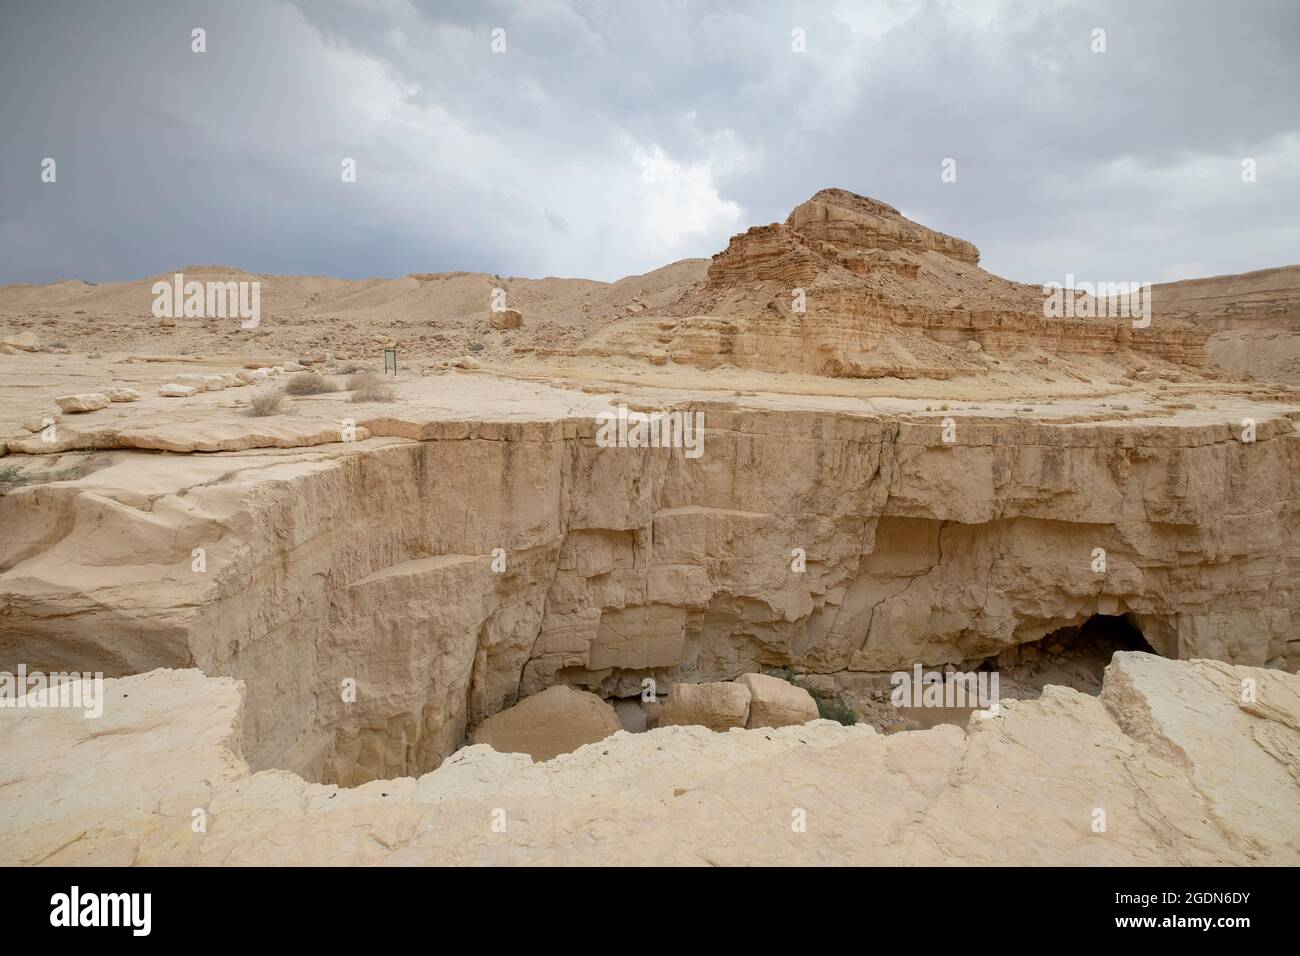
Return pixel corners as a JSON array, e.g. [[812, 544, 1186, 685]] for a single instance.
[[2, 374, 1296, 787]]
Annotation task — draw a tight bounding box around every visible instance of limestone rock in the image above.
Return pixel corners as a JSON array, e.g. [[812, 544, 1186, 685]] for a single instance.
[[54, 393, 110, 413], [107, 387, 141, 402], [491, 309, 523, 331], [736, 673, 819, 728], [21, 412, 60, 432], [0, 330, 40, 352], [470, 685, 621, 761], [1, 655, 1296, 866], [158, 384, 197, 397], [658, 681, 751, 732]]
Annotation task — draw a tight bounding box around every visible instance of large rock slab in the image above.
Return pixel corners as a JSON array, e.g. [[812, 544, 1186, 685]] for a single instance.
[[736, 673, 819, 728], [470, 685, 621, 761], [657, 681, 751, 732]]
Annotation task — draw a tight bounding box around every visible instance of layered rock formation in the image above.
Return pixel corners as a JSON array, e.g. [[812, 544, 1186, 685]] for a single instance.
[[2, 653, 1296, 865], [1152, 266, 1300, 385], [570, 189, 1208, 377], [2, 374, 1296, 787]]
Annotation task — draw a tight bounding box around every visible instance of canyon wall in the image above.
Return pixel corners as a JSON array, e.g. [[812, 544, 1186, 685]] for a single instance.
[[3, 405, 1297, 786]]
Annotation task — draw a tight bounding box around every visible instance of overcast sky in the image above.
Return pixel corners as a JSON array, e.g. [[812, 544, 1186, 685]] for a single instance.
[[2, 0, 1298, 287]]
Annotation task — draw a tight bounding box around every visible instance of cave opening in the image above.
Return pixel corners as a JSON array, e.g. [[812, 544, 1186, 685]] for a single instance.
[[1066, 616, 1159, 655], [996, 613, 1158, 701]]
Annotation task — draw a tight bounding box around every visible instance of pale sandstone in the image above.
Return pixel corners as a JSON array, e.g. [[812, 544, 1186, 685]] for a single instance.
[[158, 384, 196, 397], [54, 393, 110, 413], [0, 193, 1297, 805], [1, 375, 1296, 786], [107, 387, 141, 402], [736, 673, 819, 728], [470, 685, 621, 762], [658, 681, 751, 732], [491, 308, 523, 331], [0, 654, 1295, 866], [0, 330, 40, 352], [21, 412, 60, 432]]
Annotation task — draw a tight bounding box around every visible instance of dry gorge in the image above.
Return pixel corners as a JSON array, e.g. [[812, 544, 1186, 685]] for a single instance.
[[2, 190, 1298, 865]]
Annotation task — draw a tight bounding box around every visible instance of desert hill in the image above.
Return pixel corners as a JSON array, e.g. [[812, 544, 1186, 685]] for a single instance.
[[2, 189, 1298, 384]]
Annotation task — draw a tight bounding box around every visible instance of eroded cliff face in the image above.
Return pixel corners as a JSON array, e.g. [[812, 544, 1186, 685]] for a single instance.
[[3, 398, 1297, 787]]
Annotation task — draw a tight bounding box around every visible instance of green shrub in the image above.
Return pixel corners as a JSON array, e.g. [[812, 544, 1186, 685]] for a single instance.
[[764, 667, 858, 726], [0, 464, 30, 492], [812, 693, 858, 726]]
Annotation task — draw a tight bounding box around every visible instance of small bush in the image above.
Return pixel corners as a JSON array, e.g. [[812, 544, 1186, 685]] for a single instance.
[[247, 387, 287, 417], [348, 371, 396, 403], [0, 465, 31, 493], [767, 668, 858, 726], [335, 360, 366, 374], [283, 371, 339, 396], [812, 693, 858, 726]]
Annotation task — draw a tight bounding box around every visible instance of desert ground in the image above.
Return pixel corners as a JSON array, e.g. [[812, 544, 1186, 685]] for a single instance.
[[2, 189, 1298, 865]]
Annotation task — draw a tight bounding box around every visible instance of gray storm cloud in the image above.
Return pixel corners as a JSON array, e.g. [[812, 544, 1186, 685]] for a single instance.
[[1, 0, 1297, 286]]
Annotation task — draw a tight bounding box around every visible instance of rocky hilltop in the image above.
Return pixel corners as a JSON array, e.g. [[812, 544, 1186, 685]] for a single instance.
[[570, 189, 1208, 377]]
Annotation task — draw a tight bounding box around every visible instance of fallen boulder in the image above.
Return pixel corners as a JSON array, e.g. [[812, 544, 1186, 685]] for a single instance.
[[736, 673, 819, 728], [21, 412, 60, 433], [658, 681, 751, 732], [159, 384, 197, 397], [54, 393, 110, 414], [470, 685, 621, 762], [0, 330, 40, 352], [491, 308, 523, 331]]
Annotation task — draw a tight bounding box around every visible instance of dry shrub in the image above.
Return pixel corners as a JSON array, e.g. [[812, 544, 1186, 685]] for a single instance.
[[283, 371, 339, 396], [247, 387, 287, 417], [348, 371, 397, 403]]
